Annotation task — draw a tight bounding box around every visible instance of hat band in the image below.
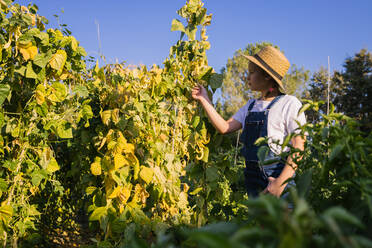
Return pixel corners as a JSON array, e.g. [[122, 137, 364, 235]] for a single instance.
[[254, 54, 283, 81]]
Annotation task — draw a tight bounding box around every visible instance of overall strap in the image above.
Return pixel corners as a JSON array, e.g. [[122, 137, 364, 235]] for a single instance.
[[247, 100, 256, 112], [265, 94, 285, 111]]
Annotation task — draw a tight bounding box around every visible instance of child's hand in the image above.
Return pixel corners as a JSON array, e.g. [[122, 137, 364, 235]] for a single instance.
[[262, 177, 286, 197], [191, 84, 209, 102]]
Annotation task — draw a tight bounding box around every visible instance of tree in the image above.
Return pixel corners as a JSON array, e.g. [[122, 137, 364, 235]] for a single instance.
[[219, 42, 309, 118], [304, 49, 372, 130], [334, 49, 372, 131], [302, 67, 345, 123]]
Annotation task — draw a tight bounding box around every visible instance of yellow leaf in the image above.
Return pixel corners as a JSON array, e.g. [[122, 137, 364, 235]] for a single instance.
[[30, 13, 36, 26], [107, 141, 117, 151], [70, 36, 78, 51], [49, 50, 67, 71], [57, 70, 70, 80], [118, 185, 132, 204], [116, 133, 135, 154], [28, 46, 37, 60], [19, 45, 37, 61], [98, 137, 107, 150], [133, 162, 139, 180], [195, 146, 204, 160], [101, 110, 111, 126], [0, 205, 13, 224], [104, 177, 115, 195], [17, 41, 32, 49], [90, 161, 102, 176], [183, 183, 190, 193], [139, 166, 153, 184], [35, 84, 45, 105], [94, 59, 99, 74], [111, 108, 119, 124], [20, 5, 28, 12], [159, 133, 167, 142], [114, 153, 127, 170], [117, 133, 127, 147], [127, 153, 139, 167], [122, 143, 135, 154], [132, 184, 149, 205], [108, 186, 122, 199], [46, 157, 60, 173]]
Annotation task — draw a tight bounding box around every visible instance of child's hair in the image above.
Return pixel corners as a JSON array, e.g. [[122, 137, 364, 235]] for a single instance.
[[257, 64, 280, 90]]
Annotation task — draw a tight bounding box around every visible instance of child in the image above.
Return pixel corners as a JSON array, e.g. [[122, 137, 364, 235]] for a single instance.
[[192, 46, 306, 197]]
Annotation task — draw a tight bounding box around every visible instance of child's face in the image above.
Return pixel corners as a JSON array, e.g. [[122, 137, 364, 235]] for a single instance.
[[247, 63, 272, 92]]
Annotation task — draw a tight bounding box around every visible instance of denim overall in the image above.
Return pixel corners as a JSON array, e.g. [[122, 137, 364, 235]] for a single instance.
[[240, 95, 285, 197]]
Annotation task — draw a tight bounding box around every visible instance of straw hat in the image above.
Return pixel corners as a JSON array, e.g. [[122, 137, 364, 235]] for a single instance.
[[241, 46, 290, 93]]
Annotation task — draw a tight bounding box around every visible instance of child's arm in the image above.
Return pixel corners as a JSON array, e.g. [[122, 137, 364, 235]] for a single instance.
[[192, 85, 242, 134], [263, 135, 305, 197]]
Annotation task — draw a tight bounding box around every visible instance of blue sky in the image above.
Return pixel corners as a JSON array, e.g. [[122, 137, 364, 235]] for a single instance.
[[17, 0, 372, 74]]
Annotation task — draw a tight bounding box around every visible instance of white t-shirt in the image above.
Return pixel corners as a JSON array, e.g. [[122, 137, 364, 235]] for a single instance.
[[232, 95, 306, 155]]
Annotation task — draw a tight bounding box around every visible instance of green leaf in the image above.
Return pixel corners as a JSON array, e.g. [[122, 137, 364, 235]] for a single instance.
[[56, 122, 73, 139], [14, 66, 26, 76], [60, 36, 70, 47], [195, 8, 207, 25], [192, 115, 200, 128], [0, 112, 4, 127], [257, 146, 269, 164], [329, 142, 345, 162], [171, 19, 185, 32], [0, 84, 10, 106], [206, 166, 219, 182], [190, 187, 203, 195], [86, 186, 97, 195], [209, 73, 223, 90], [25, 28, 40, 37], [322, 207, 364, 229], [27, 205, 41, 216], [49, 82, 67, 102], [31, 170, 46, 186], [254, 137, 266, 146], [0, 178, 8, 192], [37, 67, 46, 83], [76, 46, 87, 57], [297, 169, 312, 198], [89, 207, 107, 221], [199, 67, 213, 81], [2, 161, 17, 172], [298, 103, 311, 116], [202, 146, 209, 163], [25, 62, 38, 79], [35, 32, 49, 46], [11, 126, 20, 137], [33, 53, 50, 68], [49, 50, 67, 71], [73, 85, 89, 98], [46, 157, 60, 173], [81, 104, 93, 120], [185, 25, 197, 40], [188, 232, 230, 248], [281, 133, 292, 148]]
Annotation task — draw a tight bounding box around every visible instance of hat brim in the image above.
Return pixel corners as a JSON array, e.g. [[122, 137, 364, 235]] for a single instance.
[[241, 53, 286, 93]]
